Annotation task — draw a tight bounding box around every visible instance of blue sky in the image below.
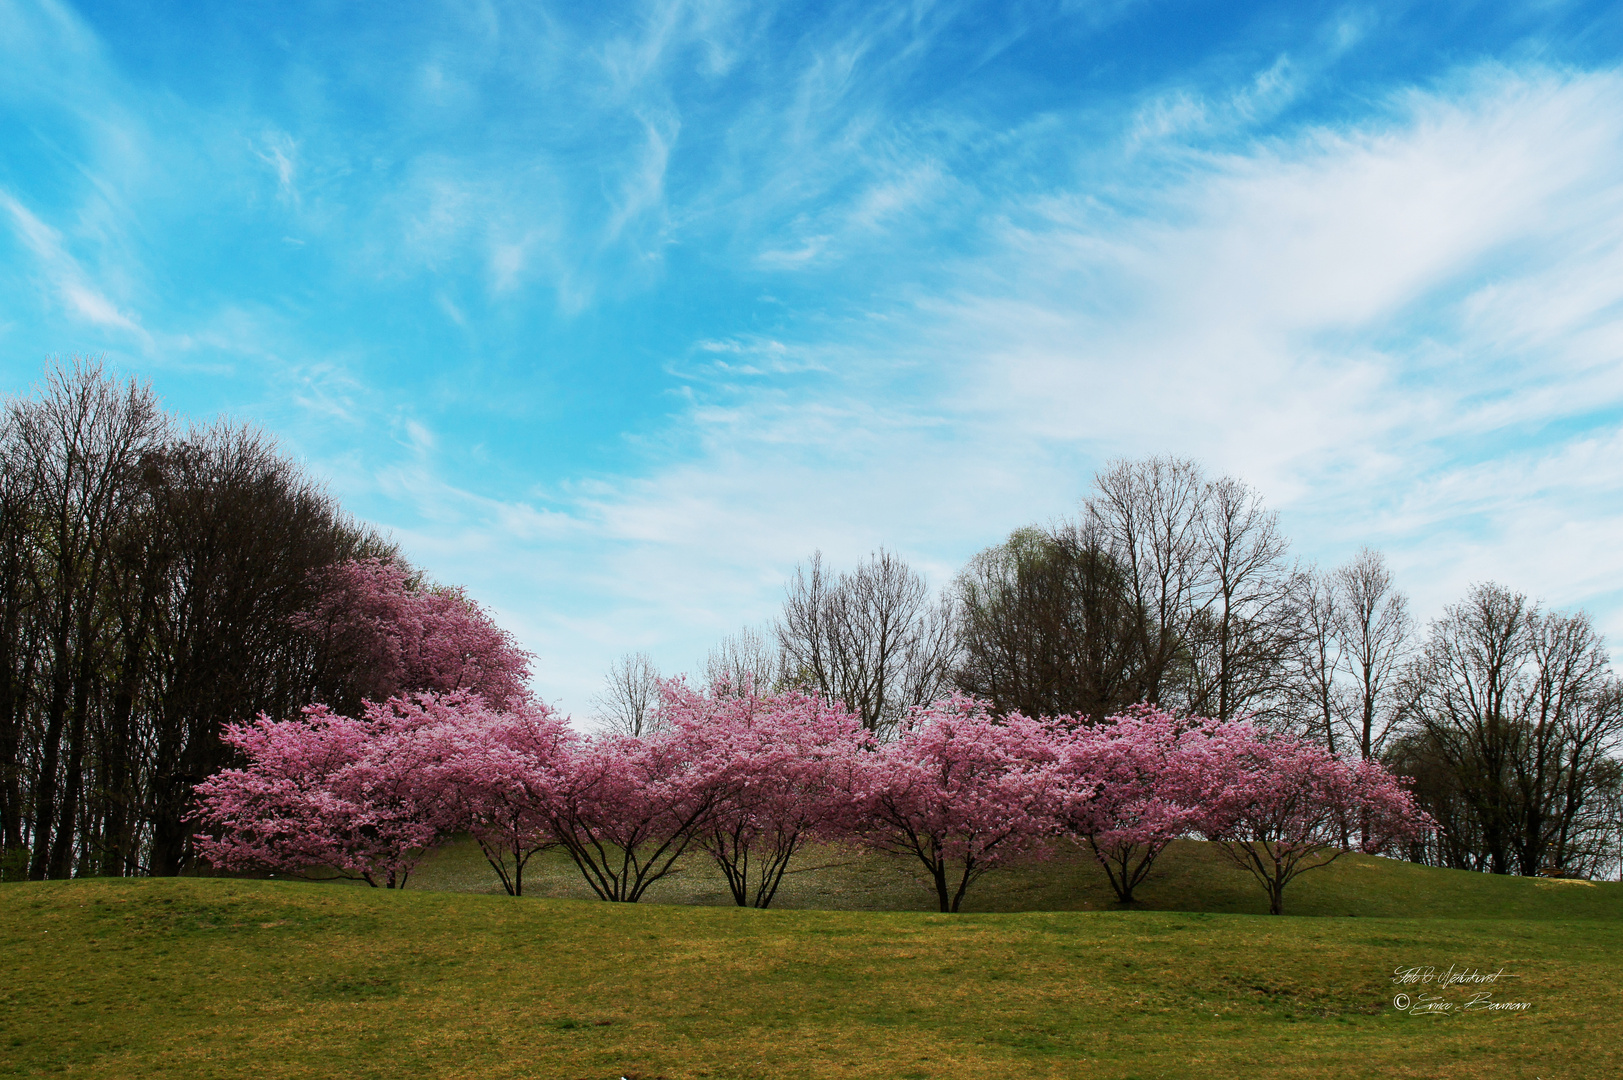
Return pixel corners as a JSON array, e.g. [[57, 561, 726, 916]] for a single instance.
[[4, 0, 1623, 716]]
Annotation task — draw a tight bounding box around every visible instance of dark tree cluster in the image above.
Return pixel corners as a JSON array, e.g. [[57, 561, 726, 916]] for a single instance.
[[952, 524, 1142, 724], [0, 360, 393, 880], [1389, 586, 1622, 877], [954, 458, 1295, 726]]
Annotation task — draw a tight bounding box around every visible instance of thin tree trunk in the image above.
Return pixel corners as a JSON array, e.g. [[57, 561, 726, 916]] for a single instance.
[[27, 627, 72, 880]]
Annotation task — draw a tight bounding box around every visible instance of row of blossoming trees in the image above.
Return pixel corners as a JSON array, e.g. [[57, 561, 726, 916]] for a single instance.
[[195, 634, 1429, 914]]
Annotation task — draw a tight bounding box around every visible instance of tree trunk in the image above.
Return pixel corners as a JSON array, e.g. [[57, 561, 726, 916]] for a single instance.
[[27, 637, 72, 880], [930, 859, 952, 913]]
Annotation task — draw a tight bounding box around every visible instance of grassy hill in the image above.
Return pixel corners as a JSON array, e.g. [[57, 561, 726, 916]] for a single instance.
[[3, 845, 1619, 1079]]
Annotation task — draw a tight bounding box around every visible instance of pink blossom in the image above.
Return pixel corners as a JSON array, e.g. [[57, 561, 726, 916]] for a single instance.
[[544, 727, 722, 903], [1056, 705, 1240, 904], [294, 558, 533, 708], [1199, 726, 1432, 914], [853, 695, 1061, 912], [392, 693, 575, 895], [193, 695, 465, 887], [661, 678, 869, 907]]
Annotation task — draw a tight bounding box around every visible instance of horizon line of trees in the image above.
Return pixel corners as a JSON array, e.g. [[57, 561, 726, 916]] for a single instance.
[[597, 458, 1623, 880], [4, 359, 1615, 887], [196, 684, 1427, 915]]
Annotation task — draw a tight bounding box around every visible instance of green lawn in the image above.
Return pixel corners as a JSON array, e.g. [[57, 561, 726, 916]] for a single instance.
[[3, 844, 1618, 1079]]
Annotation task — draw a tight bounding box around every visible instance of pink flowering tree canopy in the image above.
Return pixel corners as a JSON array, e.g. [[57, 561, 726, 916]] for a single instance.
[[662, 679, 869, 908], [294, 558, 534, 710], [545, 729, 723, 903], [387, 692, 576, 896], [856, 695, 1060, 913], [192, 694, 468, 888], [1057, 706, 1234, 904], [1200, 727, 1432, 914]]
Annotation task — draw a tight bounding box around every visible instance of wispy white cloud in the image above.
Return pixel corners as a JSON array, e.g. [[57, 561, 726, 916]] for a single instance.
[[253, 131, 302, 207], [0, 190, 149, 340]]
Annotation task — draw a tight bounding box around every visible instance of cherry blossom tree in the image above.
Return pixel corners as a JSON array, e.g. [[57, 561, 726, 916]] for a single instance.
[[545, 730, 722, 902], [195, 689, 576, 894], [399, 693, 575, 896], [661, 680, 868, 907], [192, 694, 467, 887], [1200, 727, 1430, 914], [855, 695, 1061, 912], [294, 559, 534, 710], [1057, 706, 1235, 904]]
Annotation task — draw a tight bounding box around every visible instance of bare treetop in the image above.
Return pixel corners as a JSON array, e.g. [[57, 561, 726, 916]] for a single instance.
[[590, 651, 664, 737], [703, 625, 780, 698], [1073, 456, 1297, 723], [1332, 547, 1413, 761], [776, 549, 956, 735]]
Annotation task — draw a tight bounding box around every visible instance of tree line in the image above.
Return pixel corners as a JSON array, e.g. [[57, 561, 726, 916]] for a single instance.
[[196, 683, 1424, 915], [0, 360, 524, 881], [599, 458, 1623, 879], [6, 359, 1614, 885]]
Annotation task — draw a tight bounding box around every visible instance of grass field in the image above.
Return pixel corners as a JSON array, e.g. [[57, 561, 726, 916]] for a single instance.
[[3, 843, 1619, 1079]]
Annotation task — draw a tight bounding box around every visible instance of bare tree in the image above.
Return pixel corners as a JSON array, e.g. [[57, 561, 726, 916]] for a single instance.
[[10, 361, 167, 880], [1083, 457, 1298, 723], [1383, 727, 1484, 870], [1332, 548, 1413, 761], [777, 552, 834, 706], [0, 408, 42, 878], [1592, 759, 1623, 882], [1085, 457, 1209, 711], [1519, 614, 1620, 876], [144, 422, 385, 874], [1407, 585, 1533, 875], [777, 550, 956, 735], [1282, 567, 1345, 753], [1402, 585, 1623, 876], [0, 359, 389, 880], [704, 626, 779, 697], [591, 652, 664, 737], [1188, 476, 1294, 723]]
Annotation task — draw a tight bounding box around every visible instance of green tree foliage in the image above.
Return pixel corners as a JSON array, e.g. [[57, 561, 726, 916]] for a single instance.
[[953, 524, 1144, 722]]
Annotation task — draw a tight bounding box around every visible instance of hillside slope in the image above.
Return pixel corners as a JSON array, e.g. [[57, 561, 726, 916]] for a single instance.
[[3, 868, 1618, 1079], [404, 836, 1623, 920]]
